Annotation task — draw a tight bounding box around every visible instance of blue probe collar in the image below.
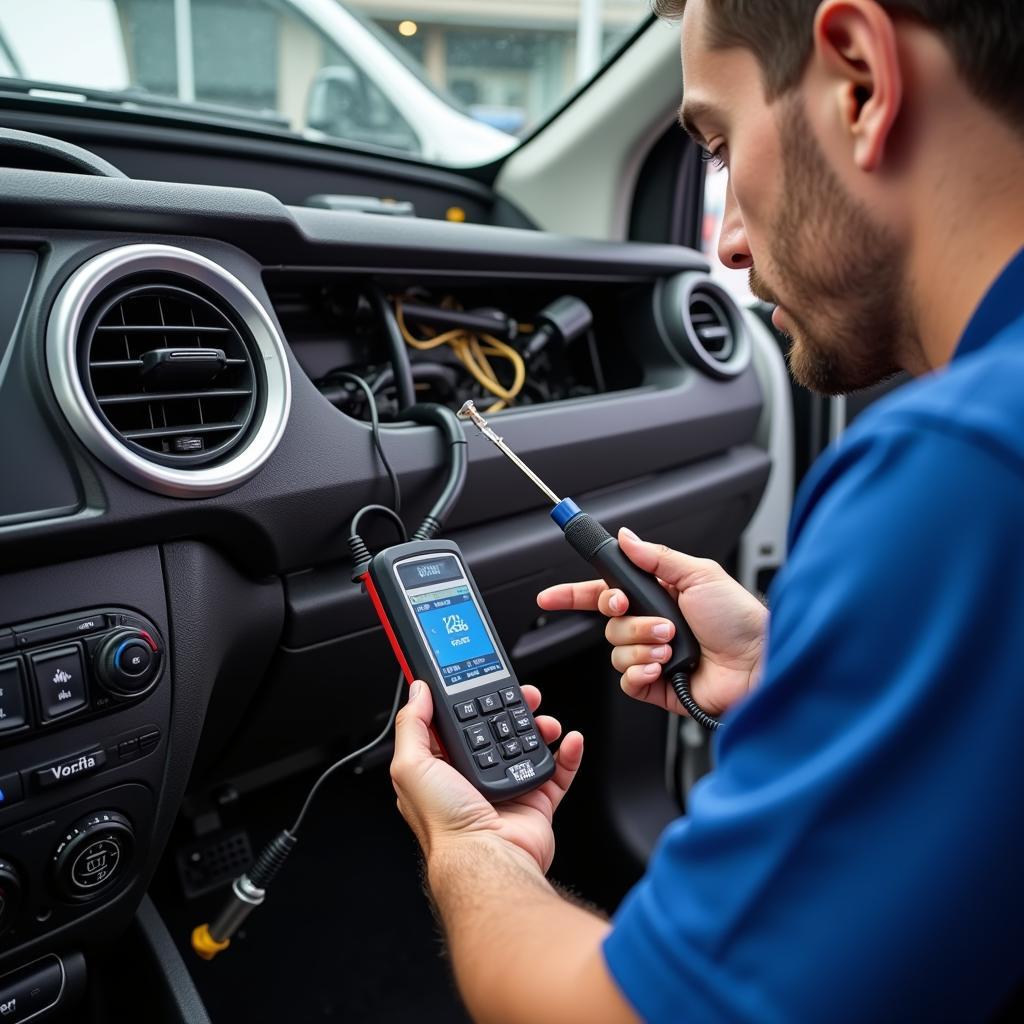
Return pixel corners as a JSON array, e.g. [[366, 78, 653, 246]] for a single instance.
[[551, 498, 583, 530]]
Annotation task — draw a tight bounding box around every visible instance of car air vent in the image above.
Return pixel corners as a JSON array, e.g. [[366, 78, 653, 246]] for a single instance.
[[48, 244, 291, 498], [688, 290, 735, 362], [640, 272, 751, 380], [84, 282, 257, 467]]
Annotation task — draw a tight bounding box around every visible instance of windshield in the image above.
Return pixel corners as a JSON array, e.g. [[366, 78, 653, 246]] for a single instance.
[[0, 0, 652, 167]]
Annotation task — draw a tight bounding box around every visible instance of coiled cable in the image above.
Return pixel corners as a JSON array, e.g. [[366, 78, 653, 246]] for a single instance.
[[670, 671, 721, 732]]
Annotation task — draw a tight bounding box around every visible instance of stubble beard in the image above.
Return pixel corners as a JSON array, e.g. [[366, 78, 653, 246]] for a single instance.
[[750, 97, 916, 396]]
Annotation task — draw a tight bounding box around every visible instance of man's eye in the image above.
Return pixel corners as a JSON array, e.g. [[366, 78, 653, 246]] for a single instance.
[[700, 146, 728, 172]]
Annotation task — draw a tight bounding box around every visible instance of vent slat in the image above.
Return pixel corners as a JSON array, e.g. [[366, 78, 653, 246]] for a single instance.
[[98, 388, 252, 405], [123, 422, 242, 441], [94, 324, 231, 334], [90, 358, 247, 369], [688, 293, 735, 364]]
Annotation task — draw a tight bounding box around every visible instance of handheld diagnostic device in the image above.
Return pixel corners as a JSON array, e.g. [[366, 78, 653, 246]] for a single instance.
[[362, 540, 556, 800]]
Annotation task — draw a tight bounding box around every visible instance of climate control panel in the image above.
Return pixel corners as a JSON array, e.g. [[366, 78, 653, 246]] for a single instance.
[[0, 609, 163, 744]]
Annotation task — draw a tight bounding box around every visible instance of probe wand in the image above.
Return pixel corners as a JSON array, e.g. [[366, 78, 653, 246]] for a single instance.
[[457, 402, 717, 731]]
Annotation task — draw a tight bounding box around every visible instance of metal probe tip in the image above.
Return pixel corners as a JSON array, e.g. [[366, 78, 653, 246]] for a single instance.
[[456, 401, 562, 506]]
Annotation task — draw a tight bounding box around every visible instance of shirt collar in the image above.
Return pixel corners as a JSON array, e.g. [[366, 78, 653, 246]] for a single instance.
[[954, 247, 1024, 361]]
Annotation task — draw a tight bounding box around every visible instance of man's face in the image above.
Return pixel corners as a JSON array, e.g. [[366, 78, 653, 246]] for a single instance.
[[680, 0, 911, 394]]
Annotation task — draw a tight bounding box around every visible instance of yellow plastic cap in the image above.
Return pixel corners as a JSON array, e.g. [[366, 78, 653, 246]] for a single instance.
[[192, 923, 231, 960]]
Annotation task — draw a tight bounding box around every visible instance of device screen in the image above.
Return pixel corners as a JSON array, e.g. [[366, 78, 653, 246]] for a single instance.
[[396, 554, 510, 693]]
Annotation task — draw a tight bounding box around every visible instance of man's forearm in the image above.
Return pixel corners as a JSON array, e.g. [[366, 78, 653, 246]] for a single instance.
[[426, 834, 634, 1024]]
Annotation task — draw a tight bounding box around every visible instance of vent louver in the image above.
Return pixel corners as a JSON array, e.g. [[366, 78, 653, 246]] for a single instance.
[[47, 244, 291, 498], [646, 273, 751, 380], [82, 281, 258, 467], [687, 290, 735, 363]]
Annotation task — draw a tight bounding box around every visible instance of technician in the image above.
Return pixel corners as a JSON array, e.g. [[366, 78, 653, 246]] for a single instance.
[[389, 0, 1024, 1019]]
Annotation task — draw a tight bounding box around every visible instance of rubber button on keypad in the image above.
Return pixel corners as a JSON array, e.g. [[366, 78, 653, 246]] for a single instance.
[[476, 693, 501, 714], [489, 713, 514, 742], [511, 710, 532, 734], [521, 732, 540, 753], [499, 687, 521, 707], [500, 739, 523, 760], [454, 701, 478, 722], [475, 749, 501, 770], [465, 724, 491, 751]]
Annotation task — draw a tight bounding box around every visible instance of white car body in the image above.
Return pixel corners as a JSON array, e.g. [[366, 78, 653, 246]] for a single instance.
[[0, 0, 515, 165]]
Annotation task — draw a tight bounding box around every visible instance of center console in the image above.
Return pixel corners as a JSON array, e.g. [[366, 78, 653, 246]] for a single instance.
[[0, 548, 175, 980]]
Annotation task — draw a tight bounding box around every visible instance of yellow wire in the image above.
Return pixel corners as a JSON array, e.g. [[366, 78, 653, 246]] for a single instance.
[[394, 299, 527, 412]]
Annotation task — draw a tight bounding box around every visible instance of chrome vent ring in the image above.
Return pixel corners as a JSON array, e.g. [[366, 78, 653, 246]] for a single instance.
[[48, 244, 291, 498], [654, 272, 752, 380]]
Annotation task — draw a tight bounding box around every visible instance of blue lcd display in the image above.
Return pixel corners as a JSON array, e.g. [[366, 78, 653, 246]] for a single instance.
[[410, 582, 507, 688]]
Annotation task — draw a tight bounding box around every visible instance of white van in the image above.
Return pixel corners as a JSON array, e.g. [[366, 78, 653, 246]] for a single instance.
[[0, 0, 515, 165]]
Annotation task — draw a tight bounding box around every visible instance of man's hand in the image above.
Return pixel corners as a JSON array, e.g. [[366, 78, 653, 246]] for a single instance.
[[391, 680, 584, 874], [538, 528, 768, 718]]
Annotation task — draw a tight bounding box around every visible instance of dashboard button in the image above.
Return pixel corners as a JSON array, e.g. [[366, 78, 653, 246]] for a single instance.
[[30, 645, 87, 721], [0, 774, 23, 809], [15, 614, 104, 649], [138, 729, 160, 753], [0, 631, 13, 656], [115, 641, 152, 678], [0, 956, 63, 1019], [33, 747, 106, 789], [0, 663, 27, 732]]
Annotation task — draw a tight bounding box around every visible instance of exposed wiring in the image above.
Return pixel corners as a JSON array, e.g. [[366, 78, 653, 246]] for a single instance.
[[395, 297, 526, 413], [326, 370, 402, 516]]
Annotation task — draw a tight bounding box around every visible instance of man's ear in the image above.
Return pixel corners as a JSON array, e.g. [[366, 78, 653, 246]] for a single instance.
[[813, 0, 903, 171]]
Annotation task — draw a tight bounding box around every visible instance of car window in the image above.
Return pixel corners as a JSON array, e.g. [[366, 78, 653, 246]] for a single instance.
[[702, 162, 755, 308], [0, 0, 652, 166]]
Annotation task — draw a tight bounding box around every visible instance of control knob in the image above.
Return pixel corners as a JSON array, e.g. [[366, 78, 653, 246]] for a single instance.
[[93, 629, 160, 698], [52, 810, 134, 901]]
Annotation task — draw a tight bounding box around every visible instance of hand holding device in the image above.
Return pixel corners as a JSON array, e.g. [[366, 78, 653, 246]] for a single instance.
[[364, 540, 557, 799], [539, 530, 768, 720], [458, 402, 720, 730], [392, 679, 583, 874]]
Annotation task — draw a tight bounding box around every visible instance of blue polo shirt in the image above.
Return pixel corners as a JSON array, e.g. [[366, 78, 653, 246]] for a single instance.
[[604, 249, 1024, 1022]]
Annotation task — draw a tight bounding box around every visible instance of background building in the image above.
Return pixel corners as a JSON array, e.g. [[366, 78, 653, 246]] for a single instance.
[[352, 0, 648, 132]]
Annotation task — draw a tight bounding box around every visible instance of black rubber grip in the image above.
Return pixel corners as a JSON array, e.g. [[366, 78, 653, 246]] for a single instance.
[[563, 514, 700, 679]]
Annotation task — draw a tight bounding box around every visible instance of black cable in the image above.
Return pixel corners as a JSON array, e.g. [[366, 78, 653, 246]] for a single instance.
[[348, 504, 408, 579], [670, 671, 721, 732], [371, 288, 416, 412], [401, 403, 468, 541], [330, 370, 402, 515], [349, 503, 408, 544], [289, 670, 407, 836]]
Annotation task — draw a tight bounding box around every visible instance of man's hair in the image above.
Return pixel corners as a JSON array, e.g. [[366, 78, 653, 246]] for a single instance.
[[654, 1, 1023, 127]]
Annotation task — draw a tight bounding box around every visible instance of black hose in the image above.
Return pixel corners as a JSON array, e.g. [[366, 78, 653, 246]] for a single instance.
[[371, 288, 416, 412], [670, 671, 721, 732], [402, 403, 468, 540]]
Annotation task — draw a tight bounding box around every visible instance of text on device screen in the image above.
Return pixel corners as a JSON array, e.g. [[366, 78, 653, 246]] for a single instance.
[[397, 556, 509, 690]]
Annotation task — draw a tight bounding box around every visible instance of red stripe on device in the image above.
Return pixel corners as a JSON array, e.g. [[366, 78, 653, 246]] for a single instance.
[[361, 571, 415, 684]]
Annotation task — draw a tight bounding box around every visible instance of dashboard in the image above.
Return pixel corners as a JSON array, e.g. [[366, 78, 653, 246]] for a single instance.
[[0, 139, 768, 1004]]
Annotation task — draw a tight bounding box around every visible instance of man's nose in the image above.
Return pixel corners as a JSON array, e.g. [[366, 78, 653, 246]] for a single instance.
[[717, 184, 753, 270]]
